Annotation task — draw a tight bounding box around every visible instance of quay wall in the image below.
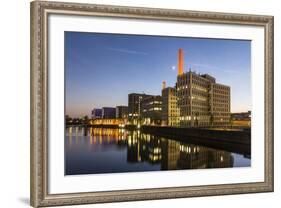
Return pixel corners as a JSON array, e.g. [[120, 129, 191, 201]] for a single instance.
[[141, 125, 250, 145]]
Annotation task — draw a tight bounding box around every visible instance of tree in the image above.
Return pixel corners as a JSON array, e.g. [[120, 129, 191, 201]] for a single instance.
[[65, 115, 72, 125], [83, 115, 89, 125]]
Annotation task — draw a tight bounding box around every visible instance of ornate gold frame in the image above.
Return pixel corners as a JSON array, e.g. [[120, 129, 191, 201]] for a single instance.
[[30, 1, 274, 207]]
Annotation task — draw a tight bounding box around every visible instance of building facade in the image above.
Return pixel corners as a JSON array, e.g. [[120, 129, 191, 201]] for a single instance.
[[91, 108, 102, 119], [128, 93, 152, 124], [102, 107, 116, 119], [116, 105, 128, 119], [162, 87, 180, 126], [210, 83, 231, 126], [175, 49, 230, 127], [140, 95, 162, 125]]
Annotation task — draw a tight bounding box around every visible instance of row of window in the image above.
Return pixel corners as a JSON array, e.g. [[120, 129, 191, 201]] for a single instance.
[[213, 107, 230, 112], [213, 84, 230, 90], [213, 99, 230, 104]]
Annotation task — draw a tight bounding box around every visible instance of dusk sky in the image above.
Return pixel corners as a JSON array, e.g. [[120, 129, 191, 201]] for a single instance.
[[65, 32, 251, 118]]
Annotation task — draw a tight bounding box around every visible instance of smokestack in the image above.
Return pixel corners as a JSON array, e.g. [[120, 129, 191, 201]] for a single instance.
[[178, 48, 184, 75], [162, 81, 166, 90]]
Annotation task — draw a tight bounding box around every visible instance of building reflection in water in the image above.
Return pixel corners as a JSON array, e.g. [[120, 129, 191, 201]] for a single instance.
[[162, 140, 234, 170], [126, 132, 234, 170], [66, 127, 236, 172]]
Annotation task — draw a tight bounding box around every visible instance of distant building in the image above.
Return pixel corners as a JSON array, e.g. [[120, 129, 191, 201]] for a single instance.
[[102, 107, 116, 119], [91, 108, 102, 119], [116, 105, 128, 119], [175, 49, 230, 127], [231, 111, 251, 120], [128, 93, 152, 124], [140, 95, 162, 125], [231, 111, 251, 128], [90, 118, 124, 125], [162, 86, 180, 126]]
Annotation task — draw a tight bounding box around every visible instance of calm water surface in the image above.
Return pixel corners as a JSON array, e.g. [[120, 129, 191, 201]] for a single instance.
[[65, 127, 250, 175]]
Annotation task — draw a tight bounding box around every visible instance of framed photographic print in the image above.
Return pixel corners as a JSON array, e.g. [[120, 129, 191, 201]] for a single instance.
[[30, 0, 274, 207]]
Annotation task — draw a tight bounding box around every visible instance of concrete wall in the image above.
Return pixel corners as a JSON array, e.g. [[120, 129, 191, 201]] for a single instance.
[[141, 125, 250, 145]]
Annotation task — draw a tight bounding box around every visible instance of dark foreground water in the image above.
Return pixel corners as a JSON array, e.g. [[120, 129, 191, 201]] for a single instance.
[[65, 127, 251, 175]]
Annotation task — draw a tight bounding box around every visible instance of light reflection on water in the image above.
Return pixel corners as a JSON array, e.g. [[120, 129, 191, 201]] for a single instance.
[[65, 127, 251, 175]]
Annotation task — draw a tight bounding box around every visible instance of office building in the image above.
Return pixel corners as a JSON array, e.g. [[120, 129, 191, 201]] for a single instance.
[[91, 108, 102, 119], [140, 95, 162, 125], [210, 82, 231, 126], [102, 107, 116, 119], [162, 84, 180, 126], [175, 49, 230, 127], [128, 93, 152, 124], [116, 105, 128, 119]]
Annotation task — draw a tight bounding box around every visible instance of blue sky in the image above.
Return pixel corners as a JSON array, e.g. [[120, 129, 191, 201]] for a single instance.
[[65, 32, 251, 117]]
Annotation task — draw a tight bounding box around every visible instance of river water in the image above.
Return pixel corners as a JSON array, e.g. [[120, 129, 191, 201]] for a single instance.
[[65, 126, 250, 175]]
